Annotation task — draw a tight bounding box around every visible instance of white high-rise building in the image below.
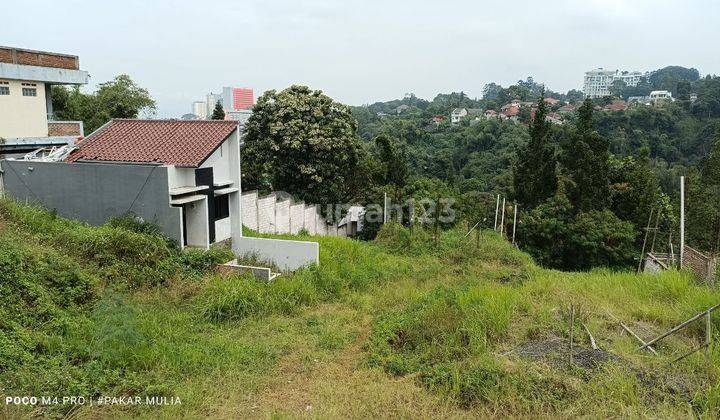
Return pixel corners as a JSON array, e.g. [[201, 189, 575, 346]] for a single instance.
[[206, 93, 222, 117], [583, 69, 646, 98], [192, 101, 206, 119]]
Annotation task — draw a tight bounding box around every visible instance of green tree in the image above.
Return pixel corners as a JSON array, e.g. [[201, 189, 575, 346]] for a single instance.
[[211, 101, 225, 120], [374, 134, 409, 197], [52, 74, 156, 133], [518, 192, 636, 270], [513, 90, 557, 208], [687, 136, 720, 252], [242, 85, 364, 211], [563, 98, 611, 212]]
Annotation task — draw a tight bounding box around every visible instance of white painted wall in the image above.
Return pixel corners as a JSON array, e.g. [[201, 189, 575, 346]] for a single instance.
[[0, 79, 47, 138], [215, 215, 231, 242], [166, 166, 196, 189], [185, 198, 209, 249], [200, 141, 231, 183], [167, 130, 242, 247]]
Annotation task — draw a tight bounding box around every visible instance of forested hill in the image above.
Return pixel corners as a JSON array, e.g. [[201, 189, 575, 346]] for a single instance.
[[348, 65, 720, 269]]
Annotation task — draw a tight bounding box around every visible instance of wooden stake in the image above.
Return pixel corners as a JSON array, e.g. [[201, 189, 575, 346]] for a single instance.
[[583, 323, 598, 350], [512, 203, 518, 245], [650, 208, 661, 253], [500, 197, 506, 238], [620, 322, 658, 355], [637, 208, 654, 274], [680, 176, 685, 269], [494, 194, 500, 231], [706, 310, 712, 359], [672, 343, 709, 364], [639, 303, 720, 351], [569, 304, 575, 365]]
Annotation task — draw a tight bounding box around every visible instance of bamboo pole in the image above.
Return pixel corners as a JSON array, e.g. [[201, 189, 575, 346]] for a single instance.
[[583, 323, 598, 350], [680, 176, 685, 269], [569, 304, 575, 364], [637, 208, 654, 274], [650, 208, 661, 253], [639, 303, 720, 350], [494, 194, 500, 231], [620, 323, 658, 355], [511, 203, 518, 245], [499, 197, 506, 238]]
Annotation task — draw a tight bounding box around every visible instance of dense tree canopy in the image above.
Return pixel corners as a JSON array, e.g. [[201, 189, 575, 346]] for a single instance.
[[52, 74, 155, 133], [242, 85, 365, 211]]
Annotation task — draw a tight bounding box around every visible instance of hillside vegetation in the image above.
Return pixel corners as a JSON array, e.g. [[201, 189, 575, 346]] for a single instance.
[[1, 199, 719, 418]]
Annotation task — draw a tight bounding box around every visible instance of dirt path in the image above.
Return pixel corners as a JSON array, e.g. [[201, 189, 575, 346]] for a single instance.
[[230, 311, 470, 419]]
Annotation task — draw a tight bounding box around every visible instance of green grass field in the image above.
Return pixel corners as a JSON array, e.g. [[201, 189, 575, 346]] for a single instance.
[[1, 199, 719, 418]]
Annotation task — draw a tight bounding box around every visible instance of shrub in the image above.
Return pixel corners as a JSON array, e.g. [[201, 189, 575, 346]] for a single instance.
[[518, 194, 636, 270], [180, 247, 234, 276]]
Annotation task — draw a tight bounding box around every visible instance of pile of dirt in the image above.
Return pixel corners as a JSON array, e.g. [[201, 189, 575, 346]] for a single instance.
[[509, 337, 622, 370]]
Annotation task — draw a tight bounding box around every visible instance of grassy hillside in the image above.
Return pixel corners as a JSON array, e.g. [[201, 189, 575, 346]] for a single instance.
[[1, 199, 719, 418]]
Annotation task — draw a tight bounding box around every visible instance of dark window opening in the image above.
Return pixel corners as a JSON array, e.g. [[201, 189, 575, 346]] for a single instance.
[[214, 194, 229, 220]]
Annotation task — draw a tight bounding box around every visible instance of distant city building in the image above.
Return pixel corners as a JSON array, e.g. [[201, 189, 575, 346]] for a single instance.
[[222, 87, 253, 111], [583, 68, 645, 98], [206, 93, 222, 116], [192, 101, 206, 119], [181, 113, 199, 120], [225, 109, 252, 125]]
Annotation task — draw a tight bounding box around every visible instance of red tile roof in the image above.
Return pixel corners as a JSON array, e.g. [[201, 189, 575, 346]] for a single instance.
[[603, 100, 627, 111], [66, 119, 238, 167], [501, 105, 520, 117]]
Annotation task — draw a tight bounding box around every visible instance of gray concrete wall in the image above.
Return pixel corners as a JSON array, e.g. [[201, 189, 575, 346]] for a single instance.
[[233, 236, 319, 271], [0, 160, 182, 242]]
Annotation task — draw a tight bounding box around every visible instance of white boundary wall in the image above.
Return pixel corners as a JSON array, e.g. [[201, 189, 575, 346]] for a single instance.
[[257, 193, 276, 234], [242, 191, 347, 237], [275, 200, 291, 234], [290, 203, 305, 235], [241, 190, 258, 231]]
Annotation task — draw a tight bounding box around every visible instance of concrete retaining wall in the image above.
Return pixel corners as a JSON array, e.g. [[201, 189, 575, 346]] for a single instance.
[[241, 190, 258, 231], [242, 191, 344, 238], [275, 200, 290, 234], [257, 193, 276, 234], [233, 236, 319, 271]]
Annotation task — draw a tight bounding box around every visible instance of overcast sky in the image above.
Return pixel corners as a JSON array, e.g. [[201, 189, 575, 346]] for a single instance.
[[3, 0, 719, 117]]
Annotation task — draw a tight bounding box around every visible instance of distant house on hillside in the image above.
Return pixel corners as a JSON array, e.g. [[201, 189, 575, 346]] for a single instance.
[[500, 105, 520, 122], [558, 104, 576, 114], [544, 97, 560, 106], [484, 109, 498, 120], [432, 115, 445, 126], [650, 90, 674, 104], [545, 112, 563, 125], [451, 108, 468, 123], [603, 100, 627, 111], [394, 104, 410, 114], [628, 96, 651, 105]]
